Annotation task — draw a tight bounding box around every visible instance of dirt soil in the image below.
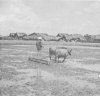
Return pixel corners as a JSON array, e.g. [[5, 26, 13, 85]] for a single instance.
[[0, 43, 100, 96]]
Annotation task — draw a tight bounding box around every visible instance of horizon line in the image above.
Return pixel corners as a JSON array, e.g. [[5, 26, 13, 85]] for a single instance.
[[0, 32, 100, 36]]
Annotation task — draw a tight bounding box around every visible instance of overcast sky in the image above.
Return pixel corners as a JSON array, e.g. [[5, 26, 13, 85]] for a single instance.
[[0, 0, 100, 36]]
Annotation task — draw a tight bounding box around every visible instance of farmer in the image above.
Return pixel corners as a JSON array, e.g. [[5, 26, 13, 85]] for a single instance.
[[36, 37, 43, 56]]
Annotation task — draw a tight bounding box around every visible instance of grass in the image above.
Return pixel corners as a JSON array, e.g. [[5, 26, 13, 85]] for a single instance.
[[0, 40, 100, 47], [0, 40, 100, 96]]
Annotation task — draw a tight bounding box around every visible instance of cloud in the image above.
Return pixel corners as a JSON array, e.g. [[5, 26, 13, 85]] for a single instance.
[[0, 0, 41, 35], [0, 0, 100, 35]]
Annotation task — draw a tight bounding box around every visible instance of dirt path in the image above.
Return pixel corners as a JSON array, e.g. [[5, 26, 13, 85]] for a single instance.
[[0, 60, 100, 96]]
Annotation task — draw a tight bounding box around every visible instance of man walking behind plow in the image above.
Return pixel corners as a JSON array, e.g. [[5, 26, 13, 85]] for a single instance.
[[36, 37, 43, 56]]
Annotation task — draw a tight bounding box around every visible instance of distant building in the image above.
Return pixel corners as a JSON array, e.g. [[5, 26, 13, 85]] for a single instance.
[[9, 33, 16, 38], [57, 33, 86, 42], [16, 33, 27, 39], [57, 33, 70, 42], [0, 35, 2, 40], [23, 35, 39, 40], [91, 35, 100, 43], [23, 32, 59, 41], [84, 34, 93, 42], [9, 32, 27, 39], [25, 32, 44, 40], [57, 33, 68, 37]]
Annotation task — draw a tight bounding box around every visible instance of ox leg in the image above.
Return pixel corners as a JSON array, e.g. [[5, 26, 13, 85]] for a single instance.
[[55, 56, 57, 62], [49, 55, 51, 60], [47, 58, 50, 65], [62, 58, 65, 63], [62, 56, 66, 63], [58, 57, 59, 63]]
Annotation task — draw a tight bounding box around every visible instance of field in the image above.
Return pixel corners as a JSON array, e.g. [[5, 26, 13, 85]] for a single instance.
[[0, 40, 100, 96]]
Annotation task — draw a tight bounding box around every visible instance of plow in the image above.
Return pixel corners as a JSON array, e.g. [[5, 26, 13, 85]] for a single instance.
[[28, 54, 49, 65]]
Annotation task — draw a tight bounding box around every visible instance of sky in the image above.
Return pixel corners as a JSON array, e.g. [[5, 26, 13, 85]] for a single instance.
[[0, 0, 100, 36]]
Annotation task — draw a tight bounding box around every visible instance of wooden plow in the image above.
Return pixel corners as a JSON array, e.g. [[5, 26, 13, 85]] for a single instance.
[[28, 55, 49, 65]]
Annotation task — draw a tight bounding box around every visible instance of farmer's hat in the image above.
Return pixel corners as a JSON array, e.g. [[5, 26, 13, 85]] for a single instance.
[[38, 37, 42, 40]]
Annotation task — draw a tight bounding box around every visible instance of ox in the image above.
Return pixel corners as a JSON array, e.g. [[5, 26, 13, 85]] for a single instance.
[[49, 47, 72, 63]]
